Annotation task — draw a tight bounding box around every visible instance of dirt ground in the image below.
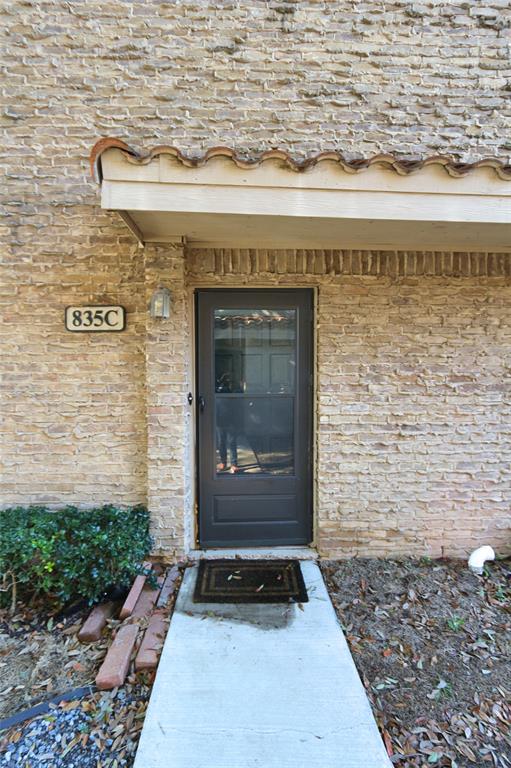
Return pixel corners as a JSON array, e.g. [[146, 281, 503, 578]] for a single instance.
[[0, 605, 105, 720], [322, 558, 511, 768], [0, 567, 182, 766]]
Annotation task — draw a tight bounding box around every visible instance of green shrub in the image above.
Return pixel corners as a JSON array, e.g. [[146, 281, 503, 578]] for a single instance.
[[0, 504, 152, 608]]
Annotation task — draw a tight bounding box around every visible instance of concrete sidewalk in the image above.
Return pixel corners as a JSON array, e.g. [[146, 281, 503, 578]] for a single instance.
[[134, 561, 392, 768]]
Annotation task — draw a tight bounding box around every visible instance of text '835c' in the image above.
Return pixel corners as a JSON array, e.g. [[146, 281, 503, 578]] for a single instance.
[[65, 306, 126, 332]]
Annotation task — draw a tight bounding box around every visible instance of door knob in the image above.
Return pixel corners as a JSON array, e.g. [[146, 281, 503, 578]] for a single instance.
[[198, 395, 206, 412]]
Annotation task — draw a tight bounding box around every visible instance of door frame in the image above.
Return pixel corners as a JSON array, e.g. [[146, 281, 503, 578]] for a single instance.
[[192, 286, 317, 550]]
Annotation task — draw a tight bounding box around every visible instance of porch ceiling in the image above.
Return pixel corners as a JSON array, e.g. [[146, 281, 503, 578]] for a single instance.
[[91, 141, 511, 252]]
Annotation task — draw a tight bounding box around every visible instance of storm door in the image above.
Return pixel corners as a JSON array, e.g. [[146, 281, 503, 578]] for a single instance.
[[196, 289, 313, 547]]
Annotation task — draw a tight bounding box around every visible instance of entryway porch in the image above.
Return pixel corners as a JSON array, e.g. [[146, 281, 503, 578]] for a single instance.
[[90, 139, 511, 561]]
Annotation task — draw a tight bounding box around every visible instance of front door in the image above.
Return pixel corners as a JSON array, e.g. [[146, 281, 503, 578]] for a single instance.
[[197, 289, 313, 547]]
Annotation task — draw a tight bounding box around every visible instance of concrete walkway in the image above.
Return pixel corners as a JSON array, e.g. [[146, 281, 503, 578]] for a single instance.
[[134, 561, 392, 768]]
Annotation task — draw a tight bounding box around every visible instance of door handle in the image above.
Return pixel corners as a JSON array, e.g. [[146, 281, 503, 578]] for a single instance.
[[198, 395, 206, 412]]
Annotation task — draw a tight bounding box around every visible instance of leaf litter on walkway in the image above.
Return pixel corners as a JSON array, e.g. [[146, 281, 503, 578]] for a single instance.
[[322, 558, 510, 768]]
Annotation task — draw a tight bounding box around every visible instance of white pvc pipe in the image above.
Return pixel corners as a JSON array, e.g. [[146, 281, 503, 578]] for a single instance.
[[468, 545, 495, 575]]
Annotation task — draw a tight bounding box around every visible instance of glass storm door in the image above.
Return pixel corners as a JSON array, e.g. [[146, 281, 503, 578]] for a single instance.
[[197, 289, 313, 547]]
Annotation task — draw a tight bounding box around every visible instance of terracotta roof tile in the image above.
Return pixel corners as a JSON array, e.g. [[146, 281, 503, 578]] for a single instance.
[[90, 137, 511, 182]]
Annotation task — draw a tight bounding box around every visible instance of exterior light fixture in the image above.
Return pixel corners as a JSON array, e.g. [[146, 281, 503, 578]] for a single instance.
[[150, 287, 171, 319]]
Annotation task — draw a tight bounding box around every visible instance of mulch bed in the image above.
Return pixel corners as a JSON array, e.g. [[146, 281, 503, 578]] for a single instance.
[[0, 564, 183, 767], [322, 558, 511, 768], [0, 605, 100, 720]]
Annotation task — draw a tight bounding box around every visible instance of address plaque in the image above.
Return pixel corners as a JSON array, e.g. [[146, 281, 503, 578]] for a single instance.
[[65, 305, 126, 332]]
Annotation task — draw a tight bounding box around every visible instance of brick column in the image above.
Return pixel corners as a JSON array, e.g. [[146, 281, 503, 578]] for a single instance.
[[144, 243, 192, 558]]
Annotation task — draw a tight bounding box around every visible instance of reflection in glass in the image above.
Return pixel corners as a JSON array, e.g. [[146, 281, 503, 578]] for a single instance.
[[214, 309, 296, 475]]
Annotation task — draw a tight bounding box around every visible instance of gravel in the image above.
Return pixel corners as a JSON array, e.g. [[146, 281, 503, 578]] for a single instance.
[[0, 685, 150, 767]]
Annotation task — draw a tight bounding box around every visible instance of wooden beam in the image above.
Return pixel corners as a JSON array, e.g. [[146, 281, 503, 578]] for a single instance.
[[117, 210, 145, 246], [103, 181, 511, 225]]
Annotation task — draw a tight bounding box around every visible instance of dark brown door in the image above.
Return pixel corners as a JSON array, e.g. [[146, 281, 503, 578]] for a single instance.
[[197, 289, 313, 547]]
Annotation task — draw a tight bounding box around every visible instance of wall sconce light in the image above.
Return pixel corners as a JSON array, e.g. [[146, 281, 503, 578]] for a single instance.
[[150, 287, 172, 319]]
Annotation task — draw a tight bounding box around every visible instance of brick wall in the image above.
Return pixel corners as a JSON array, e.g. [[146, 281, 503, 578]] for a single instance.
[[3, 0, 509, 169], [187, 250, 511, 558], [2, 242, 510, 556], [2, 1, 510, 556], [144, 244, 193, 557], [2, 211, 148, 509]]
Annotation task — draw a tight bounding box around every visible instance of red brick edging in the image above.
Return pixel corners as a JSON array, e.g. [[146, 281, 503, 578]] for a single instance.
[[84, 563, 183, 690], [96, 624, 140, 690]]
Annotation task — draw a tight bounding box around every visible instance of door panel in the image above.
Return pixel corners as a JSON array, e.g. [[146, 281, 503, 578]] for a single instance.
[[197, 290, 313, 547]]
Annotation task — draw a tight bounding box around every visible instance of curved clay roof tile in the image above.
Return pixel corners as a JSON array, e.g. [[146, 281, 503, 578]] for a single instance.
[[90, 138, 511, 182]]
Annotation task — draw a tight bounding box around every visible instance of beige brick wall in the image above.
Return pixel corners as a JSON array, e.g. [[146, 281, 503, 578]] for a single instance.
[[187, 250, 511, 558], [2, 243, 511, 557], [3, 0, 509, 167], [144, 244, 193, 558], [2, 211, 148, 508], [2, 1, 510, 556]]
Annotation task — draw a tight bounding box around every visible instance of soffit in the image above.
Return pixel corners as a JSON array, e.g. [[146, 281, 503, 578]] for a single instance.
[[90, 139, 511, 251]]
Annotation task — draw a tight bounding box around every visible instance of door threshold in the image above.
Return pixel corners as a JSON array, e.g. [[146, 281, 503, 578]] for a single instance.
[[187, 546, 318, 561]]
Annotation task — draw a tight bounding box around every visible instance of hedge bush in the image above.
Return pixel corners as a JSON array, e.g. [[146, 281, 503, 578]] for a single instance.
[[0, 504, 152, 608]]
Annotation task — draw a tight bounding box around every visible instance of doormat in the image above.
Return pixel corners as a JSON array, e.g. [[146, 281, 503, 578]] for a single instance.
[[193, 559, 308, 604]]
